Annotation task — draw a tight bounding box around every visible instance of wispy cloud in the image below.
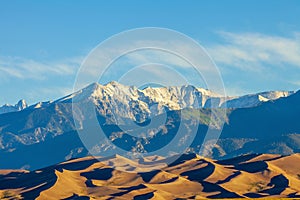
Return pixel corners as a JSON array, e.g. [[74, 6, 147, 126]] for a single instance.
[[125, 50, 192, 68], [0, 56, 82, 80], [74, 39, 224, 92], [26, 86, 74, 102], [208, 32, 300, 71], [0, 55, 84, 105], [289, 80, 300, 87]]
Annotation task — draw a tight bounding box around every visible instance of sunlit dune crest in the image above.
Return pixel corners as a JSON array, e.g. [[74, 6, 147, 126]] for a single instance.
[[1, 153, 300, 199]]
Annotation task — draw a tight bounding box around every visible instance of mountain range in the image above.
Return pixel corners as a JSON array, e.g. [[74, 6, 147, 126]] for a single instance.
[[0, 82, 294, 116], [0, 82, 299, 170]]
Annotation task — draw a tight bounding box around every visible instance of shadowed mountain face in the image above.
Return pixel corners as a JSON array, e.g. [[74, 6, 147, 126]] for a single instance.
[[0, 153, 300, 199], [215, 90, 300, 158], [0, 83, 299, 170], [222, 90, 300, 139]]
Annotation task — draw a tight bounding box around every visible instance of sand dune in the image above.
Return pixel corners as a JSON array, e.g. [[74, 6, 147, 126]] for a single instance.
[[0, 153, 300, 199]]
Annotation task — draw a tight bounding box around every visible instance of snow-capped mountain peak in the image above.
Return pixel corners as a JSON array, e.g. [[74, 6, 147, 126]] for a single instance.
[[17, 99, 27, 110], [0, 82, 296, 117], [221, 90, 295, 108], [0, 99, 28, 114]]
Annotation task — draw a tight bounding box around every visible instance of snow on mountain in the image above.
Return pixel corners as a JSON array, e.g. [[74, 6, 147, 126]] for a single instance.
[[56, 82, 226, 122], [54, 82, 294, 123], [220, 91, 294, 108], [0, 86, 298, 169], [66, 82, 294, 110], [0, 82, 295, 117], [0, 99, 28, 114], [27, 101, 53, 109]]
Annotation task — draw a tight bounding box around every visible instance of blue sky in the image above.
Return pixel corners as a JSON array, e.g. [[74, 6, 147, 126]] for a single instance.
[[0, 0, 300, 105]]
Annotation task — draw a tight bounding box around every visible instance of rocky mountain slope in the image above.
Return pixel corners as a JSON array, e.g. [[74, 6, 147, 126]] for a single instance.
[[0, 82, 299, 170]]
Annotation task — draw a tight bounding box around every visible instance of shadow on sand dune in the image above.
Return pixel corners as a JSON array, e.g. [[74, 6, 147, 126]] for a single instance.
[[81, 168, 113, 181], [62, 193, 90, 200], [139, 170, 160, 182], [0, 167, 57, 199], [180, 161, 215, 181], [133, 192, 154, 200], [111, 184, 147, 197], [180, 161, 241, 198], [216, 153, 259, 165], [234, 161, 268, 173], [263, 174, 289, 195], [1, 153, 300, 199], [244, 174, 289, 198]]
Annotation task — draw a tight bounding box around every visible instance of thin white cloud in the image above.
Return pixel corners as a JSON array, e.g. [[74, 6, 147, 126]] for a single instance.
[[75, 39, 225, 94], [208, 31, 300, 71], [289, 80, 300, 87], [0, 56, 82, 80], [26, 86, 74, 102], [125, 50, 192, 68], [118, 63, 189, 87]]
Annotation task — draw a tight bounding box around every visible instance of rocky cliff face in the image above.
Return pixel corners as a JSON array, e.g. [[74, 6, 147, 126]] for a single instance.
[[0, 99, 28, 114]]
